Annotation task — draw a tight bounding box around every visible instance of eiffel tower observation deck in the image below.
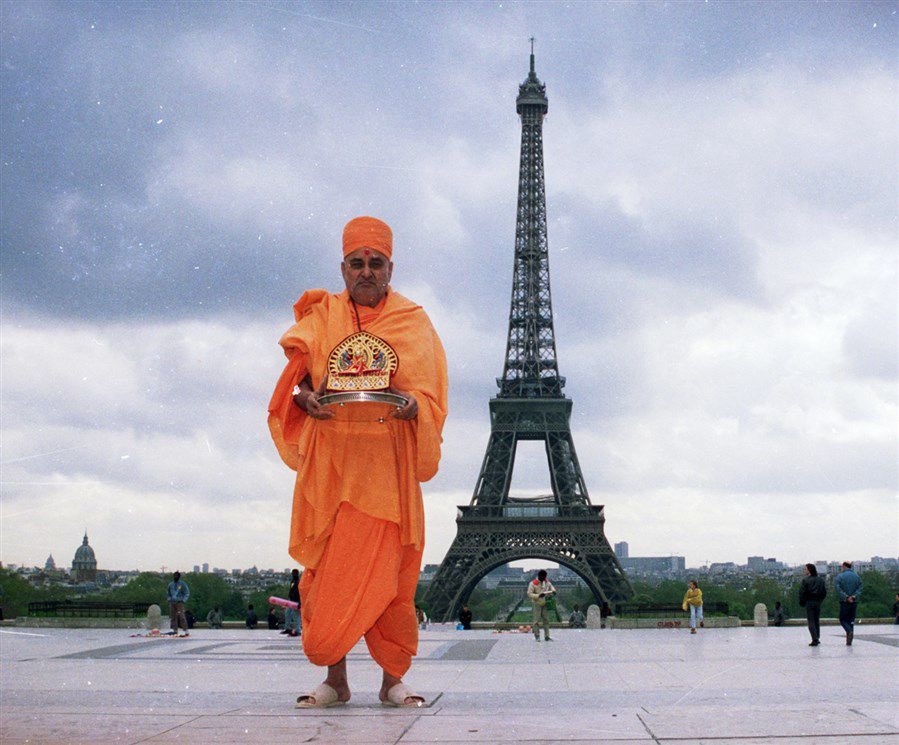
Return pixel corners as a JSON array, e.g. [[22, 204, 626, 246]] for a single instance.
[[424, 46, 633, 623]]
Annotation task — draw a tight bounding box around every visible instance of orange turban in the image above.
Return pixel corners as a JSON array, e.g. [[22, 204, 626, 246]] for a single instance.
[[342, 216, 393, 260]]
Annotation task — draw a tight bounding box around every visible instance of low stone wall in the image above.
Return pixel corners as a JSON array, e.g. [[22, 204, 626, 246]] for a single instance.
[[741, 617, 893, 627], [609, 616, 741, 630], [474, 618, 742, 631], [9, 618, 287, 630], [9, 616, 893, 630], [13, 617, 147, 629], [471, 621, 557, 631]]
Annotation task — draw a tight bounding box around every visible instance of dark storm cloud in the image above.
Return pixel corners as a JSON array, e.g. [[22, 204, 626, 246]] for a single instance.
[[0, 0, 453, 320], [4, 0, 894, 323]]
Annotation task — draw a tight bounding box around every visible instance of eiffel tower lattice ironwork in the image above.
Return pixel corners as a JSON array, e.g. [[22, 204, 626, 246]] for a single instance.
[[424, 47, 633, 622]]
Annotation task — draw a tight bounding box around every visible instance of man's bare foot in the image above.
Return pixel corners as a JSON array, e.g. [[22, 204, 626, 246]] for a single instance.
[[379, 673, 424, 707], [324, 658, 351, 703], [319, 679, 350, 703], [379, 672, 402, 703]]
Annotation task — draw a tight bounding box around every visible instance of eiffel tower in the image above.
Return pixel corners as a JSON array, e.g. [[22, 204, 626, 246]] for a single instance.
[[424, 46, 633, 622]]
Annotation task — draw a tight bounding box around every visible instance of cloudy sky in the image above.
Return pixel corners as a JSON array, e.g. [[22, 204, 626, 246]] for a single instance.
[[2, 1, 896, 575]]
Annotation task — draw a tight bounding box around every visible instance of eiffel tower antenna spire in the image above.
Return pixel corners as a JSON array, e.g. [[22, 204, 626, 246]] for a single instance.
[[424, 50, 633, 622]]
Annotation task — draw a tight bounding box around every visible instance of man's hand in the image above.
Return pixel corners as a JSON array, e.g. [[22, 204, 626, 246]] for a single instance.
[[389, 386, 418, 420], [293, 378, 335, 420]]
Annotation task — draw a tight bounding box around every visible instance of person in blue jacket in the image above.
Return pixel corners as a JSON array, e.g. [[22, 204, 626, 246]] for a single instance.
[[834, 561, 863, 645], [166, 571, 190, 637]]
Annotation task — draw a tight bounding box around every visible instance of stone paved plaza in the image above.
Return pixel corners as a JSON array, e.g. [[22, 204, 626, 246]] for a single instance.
[[1, 623, 897, 744]]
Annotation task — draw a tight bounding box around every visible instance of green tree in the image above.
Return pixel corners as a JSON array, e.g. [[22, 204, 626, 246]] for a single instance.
[[0, 569, 82, 617], [820, 578, 840, 619], [557, 586, 594, 615], [467, 587, 507, 622], [750, 577, 787, 611], [0, 568, 35, 618], [105, 572, 167, 604], [178, 573, 233, 622], [221, 590, 246, 621], [856, 571, 895, 618]]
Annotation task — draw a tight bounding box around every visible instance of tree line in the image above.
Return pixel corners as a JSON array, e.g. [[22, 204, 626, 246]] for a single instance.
[[2, 568, 895, 623], [415, 571, 898, 623], [0, 569, 289, 623]]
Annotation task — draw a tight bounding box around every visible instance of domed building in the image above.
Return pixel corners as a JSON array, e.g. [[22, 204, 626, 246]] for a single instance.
[[72, 532, 97, 583], [45, 554, 56, 571]]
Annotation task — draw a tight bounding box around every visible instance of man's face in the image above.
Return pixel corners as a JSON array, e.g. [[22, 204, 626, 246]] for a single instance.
[[341, 247, 393, 307]]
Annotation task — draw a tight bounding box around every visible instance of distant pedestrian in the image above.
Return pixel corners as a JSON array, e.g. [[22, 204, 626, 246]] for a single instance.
[[682, 580, 703, 634], [600, 602, 612, 629], [568, 604, 586, 629], [798, 563, 827, 646], [772, 601, 786, 627], [206, 606, 223, 629], [267, 607, 280, 630], [834, 561, 862, 645], [245, 603, 258, 629], [166, 571, 190, 637], [282, 568, 301, 637], [893, 593, 899, 625], [415, 606, 428, 630], [459, 604, 473, 630], [527, 569, 556, 641]]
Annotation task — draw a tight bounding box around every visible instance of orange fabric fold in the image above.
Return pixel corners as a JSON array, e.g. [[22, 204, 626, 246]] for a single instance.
[[267, 288, 448, 570], [299, 502, 421, 677]]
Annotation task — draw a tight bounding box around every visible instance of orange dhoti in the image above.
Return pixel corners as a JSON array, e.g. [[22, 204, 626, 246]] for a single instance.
[[299, 503, 422, 678]]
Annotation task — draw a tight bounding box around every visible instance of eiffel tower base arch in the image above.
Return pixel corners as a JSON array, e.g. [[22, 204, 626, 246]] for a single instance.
[[423, 505, 632, 623]]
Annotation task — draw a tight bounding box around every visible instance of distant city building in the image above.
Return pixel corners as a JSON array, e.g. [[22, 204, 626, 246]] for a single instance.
[[620, 556, 685, 576], [747, 556, 782, 572], [709, 562, 738, 574], [193, 565, 200, 573], [202, 563, 209, 573], [71, 532, 97, 583], [44, 554, 56, 571], [477, 564, 527, 588], [614, 542, 629, 559]]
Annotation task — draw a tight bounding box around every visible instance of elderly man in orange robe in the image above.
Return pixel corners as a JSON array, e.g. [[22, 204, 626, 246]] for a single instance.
[[268, 216, 448, 708]]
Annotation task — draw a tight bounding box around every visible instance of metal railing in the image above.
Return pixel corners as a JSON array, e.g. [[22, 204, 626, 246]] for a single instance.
[[613, 602, 730, 618], [27, 601, 152, 618]]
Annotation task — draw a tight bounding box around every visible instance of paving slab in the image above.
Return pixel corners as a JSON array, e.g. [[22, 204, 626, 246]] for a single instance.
[[1, 624, 897, 744]]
